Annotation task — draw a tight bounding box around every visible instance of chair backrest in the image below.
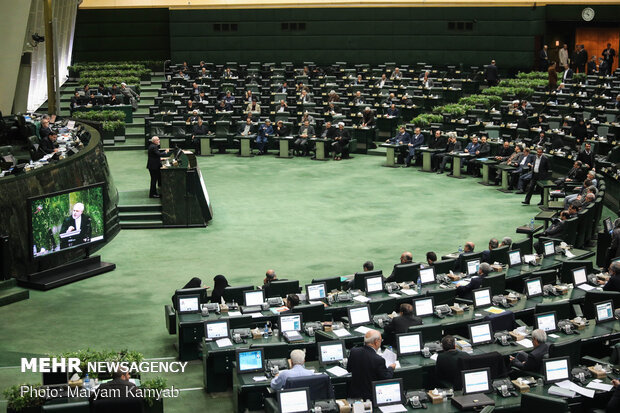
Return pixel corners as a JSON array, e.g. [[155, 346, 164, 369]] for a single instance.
[[369, 297, 397, 315], [432, 258, 456, 275], [519, 392, 568, 413], [294, 302, 325, 322], [511, 238, 532, 255], [582, 290, 620, 319], [409, 323, 443, 342], [484, 310, 516, 332], [391, 262, 422, 283], [311, 276, 342, 292], [489, 245, 510, 265], [92, 397, 144, 413], [393, 365, 425, 390], [535, 301, 571, 320], [427, 288, 457, 306], [559, 260, 594, 284], [549, 338, 582, 367], [459, 351, 509, 380], [228, 315, 253, 329], [561, 217, 578, 245], [459, 252, 483, 273], [266, 280, 300, 298], [531, 269, 558, 286], [42, 400, 90, 412], [284, 374, 334, 400], [482, 273, 506, 295], [251, 342, 289, 359], [222, 285, 254, 304]]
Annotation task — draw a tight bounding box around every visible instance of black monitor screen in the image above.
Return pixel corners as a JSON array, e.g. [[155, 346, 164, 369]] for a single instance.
[[29, 183, 106, 259]]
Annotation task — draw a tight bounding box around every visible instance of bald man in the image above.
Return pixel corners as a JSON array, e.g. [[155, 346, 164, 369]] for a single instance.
[[60, 202, 92, 248], [270, 349, 314, 390], [347, 330, 395, 400], [386, 251, 413, 282]]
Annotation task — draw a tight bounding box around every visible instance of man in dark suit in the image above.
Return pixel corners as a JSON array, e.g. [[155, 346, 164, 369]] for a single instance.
[[485, 60, 499, 87], [347, 330, 395, 400], [561, 64, 573, 83], [428, 129, 447, 150], [603, 254, 620, 290], [405, 127, 424, 167], [435, 133, 462, 174], [39, 117, 52, 139], [332, 122, 350, 161], [90, 367, 138, 401], [435, 335, 470, 389], [147, 136, 169, 198], [456, 262, 491, 300], [382, 304, 422, 347], [523, 146, 550, 205], [386, 126, 411, 165], [587, 56, 598, 75], [577, 142, 595, 170], [481, 238, 499, 264], [39, 129, 59, 155], [59, 202, 92, 248], [539, 45, 549, 71], [386, 251, 413, 282], [576, 45, 588, 73], [602, 43, 616, 75], [510, 329, 550, 373], [512, 147, 534, 193]]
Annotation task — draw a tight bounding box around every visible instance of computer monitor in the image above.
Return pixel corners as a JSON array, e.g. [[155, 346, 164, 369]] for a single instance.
[[473, 287, 492, 308], [279, 313, 303, 332], [604, 217, 613, 234], [468, 321, 493, 346], [525, 277, 543, 298], [466, 259, 480, 276], [462, 368, 491, 395], [317, 340, 345, 365], [413, 296, 434, 317], [396, 332, 422, 355], [543, 357, 570, 384], [391, 262, 422, 283], [534, 311, 557, 333], [278, 387, 311, 413], [305, 282, 327, 301], [243, 289, 265, 306], [177, 294, 200, 314], [267, 280, 300, 298], [204, 319, 230, 340], [418, 267, 436, 285], [222, 285, 254, 304], [543, 241, 555, 257], [353, 270, 382, 290], [236, 348, 264, 373], [594, 300, 614, 324], [372, 379, 404, 408], [508, 249, 522, 267], [572, 267, 587, 287], [365, 275, 384, 294], [348, 305, 371, 327]]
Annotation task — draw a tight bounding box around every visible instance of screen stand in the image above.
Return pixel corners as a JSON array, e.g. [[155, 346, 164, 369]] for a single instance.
[[19, 255, 115, 291]]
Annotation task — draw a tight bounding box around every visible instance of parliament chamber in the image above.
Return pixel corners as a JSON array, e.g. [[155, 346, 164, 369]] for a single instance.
[[2, 1, 620, 413]]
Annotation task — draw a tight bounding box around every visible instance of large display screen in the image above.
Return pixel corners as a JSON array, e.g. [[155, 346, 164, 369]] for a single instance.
[[29, 183, 105, 259]]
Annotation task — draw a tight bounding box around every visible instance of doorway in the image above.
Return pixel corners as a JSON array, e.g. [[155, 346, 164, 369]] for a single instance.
[[575, 27, 619, 73]]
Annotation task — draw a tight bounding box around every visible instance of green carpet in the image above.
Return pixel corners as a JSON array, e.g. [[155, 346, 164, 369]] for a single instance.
[[0, 151, 600, 412]]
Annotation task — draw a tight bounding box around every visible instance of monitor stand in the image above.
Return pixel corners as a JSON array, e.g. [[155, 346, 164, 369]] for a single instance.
[[19, 255, 115, 290]]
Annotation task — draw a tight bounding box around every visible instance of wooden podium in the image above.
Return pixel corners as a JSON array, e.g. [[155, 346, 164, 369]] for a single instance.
[[160, 151, 213, 227]]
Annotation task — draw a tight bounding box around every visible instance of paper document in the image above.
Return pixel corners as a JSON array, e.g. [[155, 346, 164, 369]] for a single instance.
[[517, 338, 534, 348], [430, 353, 438, 361], [557, 380, 595, 398], [250, 313, 263, 318], [216, 338, 232, 348], [379, 405, 407, 413], [253, 376, 269, 382], [227, 311, 242, 317], [578, 284, 595, 291], [485, 306, 505, 314], [400, 289, 418, 296], [354, 326, 372, 335], [381, 348, 397, 368], [326, 365, 348, 377], [353, 295, 371, 303], [388, 293, 401, 298], [565, 250, 576, 258], [333, 329, 351, 337], [586, 381, 613, 391], [548, 334, 559, 339]]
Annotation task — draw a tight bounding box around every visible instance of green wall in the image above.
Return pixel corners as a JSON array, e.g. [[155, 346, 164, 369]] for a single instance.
[[73, 8, 170, 62], [169, 7, 546, 69]]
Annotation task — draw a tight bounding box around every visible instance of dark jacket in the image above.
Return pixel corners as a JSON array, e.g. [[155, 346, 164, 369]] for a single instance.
[[147, 143, 167, 170], [456, 275, 483, 300], [577, 150, 595, 169], [436, 350, 469, 389], [603, 275, 620, 293], [382, 315, 423, 347], [59, 214, 92, 246], [347, 345, 394, 400], [90, 378, 138, 401], [429, 135, 447, 150], [39, 136, 57, 154], [512, 342, 550, 373]]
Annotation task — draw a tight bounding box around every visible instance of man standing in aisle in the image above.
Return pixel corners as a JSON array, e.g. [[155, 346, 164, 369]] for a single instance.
[[522, 146, 550, 205], [147, 136, 169, 198]]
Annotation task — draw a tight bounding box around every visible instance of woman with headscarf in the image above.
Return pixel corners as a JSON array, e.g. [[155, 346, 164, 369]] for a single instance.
[[171, 277, 203, 309], [210, 275, 229, 304]]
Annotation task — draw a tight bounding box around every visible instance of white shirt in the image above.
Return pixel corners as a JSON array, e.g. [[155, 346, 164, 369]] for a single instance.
[[75, 216, 82, 231], [534, 156, 542, 173]]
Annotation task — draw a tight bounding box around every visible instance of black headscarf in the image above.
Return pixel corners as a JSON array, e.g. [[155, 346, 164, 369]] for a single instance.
[[210, 274, 229, 304], [171, 277, 203, 308]]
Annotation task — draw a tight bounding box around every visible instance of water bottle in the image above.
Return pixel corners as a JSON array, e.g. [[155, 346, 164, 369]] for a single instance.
[[84, 373, 91, 393], [458, 245, 463, 254], [417, 276, 422, 293], [263, 323, 269, 339], [530, 218, 535, 230]]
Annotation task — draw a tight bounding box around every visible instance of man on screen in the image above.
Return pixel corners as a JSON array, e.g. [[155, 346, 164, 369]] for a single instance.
[[60, 202, 92, 248]]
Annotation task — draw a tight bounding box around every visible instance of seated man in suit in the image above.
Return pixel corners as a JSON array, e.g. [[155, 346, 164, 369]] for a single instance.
[[460, 135, 481, 175], [426, 251, 437, 267], [90, 367, 138, 401], [511, 147, 534, 191], [352, 91, 366, 106], [70, 91, 83, 112], [60, 202, 92, 248], [256, 119, 273, 155], [360, 107, 375, 128], [386, 103, 400, 118], [435, 335, 470, 388], [405, 127, 424, 167], [276, 100, 289, 113], [481, 238, 499, 263], [274, 120, 289, 137], [453, 241, 475, 272], [386, 251, 413, 282], [108, 93, 122, 106], [577, 142, 595, 170], [270, 349, 314, 390], [277, 82, 290, 94], [510, 329, 549, 373], [347, 330, 395, 401], [555, 160, 586, 187], [294, 120, 315, 156], [238, 117, 256, 139], [435, 133, 462, 173], [456, 262, 491, 300], [385, 126, 411, 165], [382, 304, 422, 347], [601, 261, 620, 292], [245, 100, 261, 118], [428, 129, 447, 151], [191, 117, 209, 154], [332, 122, 350, 161], [541, 210, 569, 238], [39, 129, 59, 155], [420, 71, 434, 89], [375, 73, 388, 88]]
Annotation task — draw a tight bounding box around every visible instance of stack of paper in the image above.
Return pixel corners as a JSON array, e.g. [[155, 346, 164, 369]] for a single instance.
[[326, 365, 348, 377], [333, 329, 351, 337]]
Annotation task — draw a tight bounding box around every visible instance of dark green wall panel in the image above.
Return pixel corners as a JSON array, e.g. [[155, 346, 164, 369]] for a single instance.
[[73, 8, 170, 62]]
